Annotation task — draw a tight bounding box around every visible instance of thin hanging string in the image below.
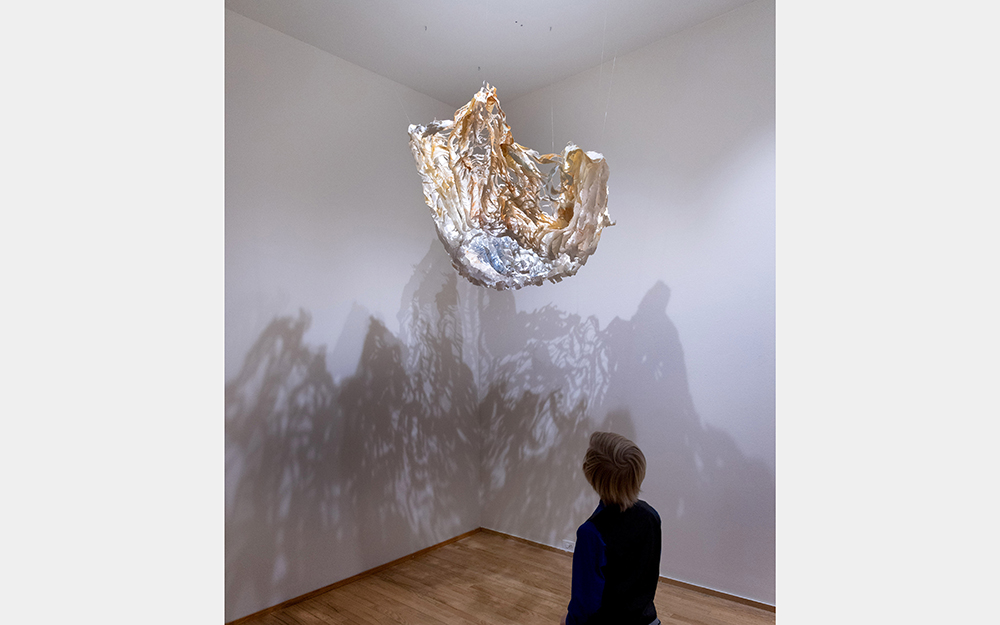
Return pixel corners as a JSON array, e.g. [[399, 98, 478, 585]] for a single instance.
[[597, 0, 608, 108], [550, 98, 555, 153], [596, 0, 616, 148], [479, 6, 486, 100], [367, 61, 412, 127], [601, 46, 617, 143], [394, 86, 412, 126], [371, 25, 413, 127]]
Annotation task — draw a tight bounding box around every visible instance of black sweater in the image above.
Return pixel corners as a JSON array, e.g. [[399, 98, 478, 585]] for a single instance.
[[566, 500, 662, 625]]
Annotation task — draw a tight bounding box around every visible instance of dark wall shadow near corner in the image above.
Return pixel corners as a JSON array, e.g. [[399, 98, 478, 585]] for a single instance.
[[479, 380, 598, 545], [225, 262, 481, 620], [225, 241, 776, 618], [338, 272, 481, 567]]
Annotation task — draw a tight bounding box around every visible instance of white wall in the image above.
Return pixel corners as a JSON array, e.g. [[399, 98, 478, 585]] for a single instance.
[[492, 0, 775, 602], [226, 9, 453, 382], [226, 0, 774, 619], [225, 10, 480, 621]]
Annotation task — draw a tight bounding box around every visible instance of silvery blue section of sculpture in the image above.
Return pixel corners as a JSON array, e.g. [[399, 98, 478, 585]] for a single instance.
[[408, 85, 614, 290]]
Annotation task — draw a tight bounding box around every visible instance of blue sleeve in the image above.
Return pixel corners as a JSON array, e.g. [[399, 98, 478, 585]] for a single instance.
[[566, 520, 606, 625]]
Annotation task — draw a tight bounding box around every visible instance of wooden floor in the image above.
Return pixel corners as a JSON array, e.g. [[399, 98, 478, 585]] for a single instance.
[[236, 530, 774, 625]]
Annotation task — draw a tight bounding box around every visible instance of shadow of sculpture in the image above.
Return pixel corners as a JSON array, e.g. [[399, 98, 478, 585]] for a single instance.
[[474, 275, 773, 598], [226, 264, 480, 617], [225, 241, 775, 619], [338, 270, 480, 568], [598, 282, 775, 594], [225, 312, 344, 615]]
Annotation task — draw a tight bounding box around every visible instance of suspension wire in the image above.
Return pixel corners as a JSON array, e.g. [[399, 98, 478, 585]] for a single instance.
[[602, 46, 618, 143], [551, 97, 555, 153], [597, 0, 615, 147], [371, 19, 413, 127], [597, 0, 609, 110], [394, 86, 412, 126]]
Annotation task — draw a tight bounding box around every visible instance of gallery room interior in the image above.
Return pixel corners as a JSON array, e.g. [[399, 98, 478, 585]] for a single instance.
[[225, 0, 775, 622], [6, 1, 999, 624]]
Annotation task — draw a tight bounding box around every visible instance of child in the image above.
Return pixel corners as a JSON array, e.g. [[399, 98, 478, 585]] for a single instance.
[[562, 432, 662, 625]]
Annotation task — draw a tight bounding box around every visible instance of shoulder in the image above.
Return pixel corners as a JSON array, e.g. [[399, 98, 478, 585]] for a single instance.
[[575, 518, 606, 556], [635, 500, 661, 525], [577, 518, 602, 541]]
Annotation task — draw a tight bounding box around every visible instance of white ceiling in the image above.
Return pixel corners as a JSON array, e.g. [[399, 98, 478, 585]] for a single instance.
[[225, 0, 756, 108]]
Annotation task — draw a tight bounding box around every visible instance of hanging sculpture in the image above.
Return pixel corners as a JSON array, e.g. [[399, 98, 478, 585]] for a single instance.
[[408, 84, 613, 291]]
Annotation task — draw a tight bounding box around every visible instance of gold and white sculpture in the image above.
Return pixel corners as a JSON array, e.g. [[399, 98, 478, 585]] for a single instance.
[[408, 85, 613, 290]]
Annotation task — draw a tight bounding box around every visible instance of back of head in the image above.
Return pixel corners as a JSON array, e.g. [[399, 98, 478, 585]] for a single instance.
[[583, 432, 647, 510]]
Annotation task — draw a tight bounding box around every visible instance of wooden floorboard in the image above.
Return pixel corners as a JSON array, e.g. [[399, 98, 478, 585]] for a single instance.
[[233, 531, 774, 625]]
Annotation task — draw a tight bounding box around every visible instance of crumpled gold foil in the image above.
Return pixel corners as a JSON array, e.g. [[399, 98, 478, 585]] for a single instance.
[[408, 84, 613, 290]]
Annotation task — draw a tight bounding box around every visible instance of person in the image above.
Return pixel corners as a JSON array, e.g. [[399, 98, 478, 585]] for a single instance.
[[561, 432, 662, 625]]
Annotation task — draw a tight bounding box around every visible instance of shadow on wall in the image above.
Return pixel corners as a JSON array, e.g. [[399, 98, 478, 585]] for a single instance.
[[225, 267, 480, 617], [474, 267, 774, 596], [225, 242, 774, 618]]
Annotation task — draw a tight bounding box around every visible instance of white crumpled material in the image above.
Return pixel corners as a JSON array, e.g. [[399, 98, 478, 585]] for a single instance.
[[409, 85, 613, 290]]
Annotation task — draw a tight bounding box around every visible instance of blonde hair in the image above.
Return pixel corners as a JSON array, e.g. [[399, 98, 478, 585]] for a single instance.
[[583, 432, 646, 510]]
